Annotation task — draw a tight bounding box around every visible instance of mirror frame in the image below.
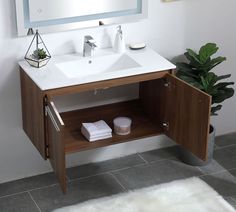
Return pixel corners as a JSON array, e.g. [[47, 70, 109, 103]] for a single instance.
[[15, 0, 148, 36]]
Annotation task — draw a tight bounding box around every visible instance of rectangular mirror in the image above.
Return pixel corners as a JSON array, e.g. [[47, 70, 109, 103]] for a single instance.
[[15, 0, 148, 36]]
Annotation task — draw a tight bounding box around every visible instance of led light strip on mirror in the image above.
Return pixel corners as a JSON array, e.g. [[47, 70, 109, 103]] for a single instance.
[[15, 0, 148, 36]]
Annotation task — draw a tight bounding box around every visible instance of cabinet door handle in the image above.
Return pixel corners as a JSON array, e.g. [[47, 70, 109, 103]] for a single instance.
[[46, 106, 60, 132]]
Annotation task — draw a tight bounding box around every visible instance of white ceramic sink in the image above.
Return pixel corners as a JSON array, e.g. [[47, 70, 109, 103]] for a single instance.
[[56, 54, 141, 79]]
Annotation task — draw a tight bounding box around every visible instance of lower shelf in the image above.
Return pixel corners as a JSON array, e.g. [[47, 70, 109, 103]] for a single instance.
[[60, 100, 163, 154]]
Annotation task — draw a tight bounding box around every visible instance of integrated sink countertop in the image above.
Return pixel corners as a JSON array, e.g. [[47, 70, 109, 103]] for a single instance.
[[56, 53, 141, 79], [19, 47, 176, 91]]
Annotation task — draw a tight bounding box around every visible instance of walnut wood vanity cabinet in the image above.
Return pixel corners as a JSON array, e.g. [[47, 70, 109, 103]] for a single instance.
[[20, 68, 211, 193]]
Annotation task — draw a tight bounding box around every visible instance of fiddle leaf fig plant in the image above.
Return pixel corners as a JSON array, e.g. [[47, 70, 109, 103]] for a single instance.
[[176, 43, 234, 115]]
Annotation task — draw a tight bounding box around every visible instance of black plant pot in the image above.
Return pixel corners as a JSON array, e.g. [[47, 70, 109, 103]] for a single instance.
[[179, 125, 215, 166]]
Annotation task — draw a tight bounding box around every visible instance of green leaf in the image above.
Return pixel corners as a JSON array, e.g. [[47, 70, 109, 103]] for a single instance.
[[199, 43, 218, 64], [203, 73, 218, 94], [211, 105, 222, 116], [214, 82, 234, 89], [203, 56, 226, 72], [184, 52, 200, 67], [176, 62, 199, 79], [212, 88, 234, 104], [200, 76, 208, 91], [208, 87, 218, 96], [216, 74, 231, 81], [205, 72, 218, 85], [179, 75, 203, 89], [200, 73, 219, 93], [208, 56, 226, 66], [176, 62, 194, 70], [186, 49, 202, 64]]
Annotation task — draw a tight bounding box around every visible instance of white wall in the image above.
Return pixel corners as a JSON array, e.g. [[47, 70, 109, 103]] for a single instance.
[[183, 0, 236, 135], [0, 0, 235, 183]]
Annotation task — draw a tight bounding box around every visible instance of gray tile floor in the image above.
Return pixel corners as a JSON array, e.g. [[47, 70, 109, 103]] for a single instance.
[[0, 132, 236, 212]]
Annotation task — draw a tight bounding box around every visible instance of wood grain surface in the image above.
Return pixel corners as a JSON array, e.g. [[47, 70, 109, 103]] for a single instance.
[[164, 74, 211, 160], [20, 68, 46, 159]]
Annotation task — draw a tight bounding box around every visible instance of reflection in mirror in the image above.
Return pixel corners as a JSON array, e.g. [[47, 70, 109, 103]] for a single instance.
[[15, 0, 148, 36]]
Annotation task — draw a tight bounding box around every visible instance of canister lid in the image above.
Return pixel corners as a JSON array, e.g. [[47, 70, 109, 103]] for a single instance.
[[113, 117, 132, 128]]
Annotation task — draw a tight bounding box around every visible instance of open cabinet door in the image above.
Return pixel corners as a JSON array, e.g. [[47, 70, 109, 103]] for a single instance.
[[164, 74, 211, 160], [46, 101, 67, 193]]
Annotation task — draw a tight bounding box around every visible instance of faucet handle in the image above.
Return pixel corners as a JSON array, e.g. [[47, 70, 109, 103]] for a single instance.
[[83, 35, 97, 57], [89, 39, 96, 44], [84, 35, 95, 43]]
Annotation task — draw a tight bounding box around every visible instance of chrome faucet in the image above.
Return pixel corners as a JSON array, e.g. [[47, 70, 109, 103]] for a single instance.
[[83, 35, 97, 57]]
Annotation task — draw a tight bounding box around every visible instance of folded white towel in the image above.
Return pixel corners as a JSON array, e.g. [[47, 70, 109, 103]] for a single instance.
[[82, 120, 112, 137], [88, 134, 112, 142], [81, 126, 112, 142]]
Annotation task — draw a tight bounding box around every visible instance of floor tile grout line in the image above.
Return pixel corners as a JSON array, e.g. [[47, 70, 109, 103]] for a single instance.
[[67, 163, 147, 182], [229, 197, 236, 205], [19, 164, 234, 195], [66, 156, 148, 180], [196, 166, 205, 175], [195, 166, 226, 176], [0, 184, 59, 200], [65, 145, 236, 179], [214, 143, 236, 150], [68, 156, 206, 182], [0, 158, 181, 197], [28, 191, 42, 212], [27, 183, 58, 193], [1, 145, 236, 199], [68, 173, 107, 183], [148, 157, 177, 165], [110, 163, 148, 174], [0, 191, 29, 200], [0, 164, 148, 199], [198, 165, 235, 176], [218, 166, 236, 173], [0, 164, 235, 199], [198, 167, 236, 178], [137, 153, 149, 164], [108, 172, 127, 191], [198, 170, 221, 178]]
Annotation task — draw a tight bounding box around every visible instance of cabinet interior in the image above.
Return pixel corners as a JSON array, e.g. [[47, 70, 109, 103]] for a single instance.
[[49, 78, 166, 154]]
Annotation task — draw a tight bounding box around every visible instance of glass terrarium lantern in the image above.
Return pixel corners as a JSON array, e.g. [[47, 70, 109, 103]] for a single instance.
[[25, 30, 51, 68]]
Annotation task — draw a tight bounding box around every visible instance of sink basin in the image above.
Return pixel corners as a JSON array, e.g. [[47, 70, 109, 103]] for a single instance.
[[56, 54, 141, 79]]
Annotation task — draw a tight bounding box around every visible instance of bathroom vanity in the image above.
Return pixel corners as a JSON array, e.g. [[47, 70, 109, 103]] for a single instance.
[[19, 48, 211, 193]]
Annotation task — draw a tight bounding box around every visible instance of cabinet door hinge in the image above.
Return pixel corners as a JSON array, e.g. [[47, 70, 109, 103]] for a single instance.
[[164, 80, 171, 88], [162, 122, 169, 131], [45, 106, 48, 116], [46, 145, 49, 158], [44, 96, 48, 116]]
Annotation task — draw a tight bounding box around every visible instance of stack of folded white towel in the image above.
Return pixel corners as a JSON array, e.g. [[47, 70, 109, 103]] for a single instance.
[[81, 120, 112, 142]]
